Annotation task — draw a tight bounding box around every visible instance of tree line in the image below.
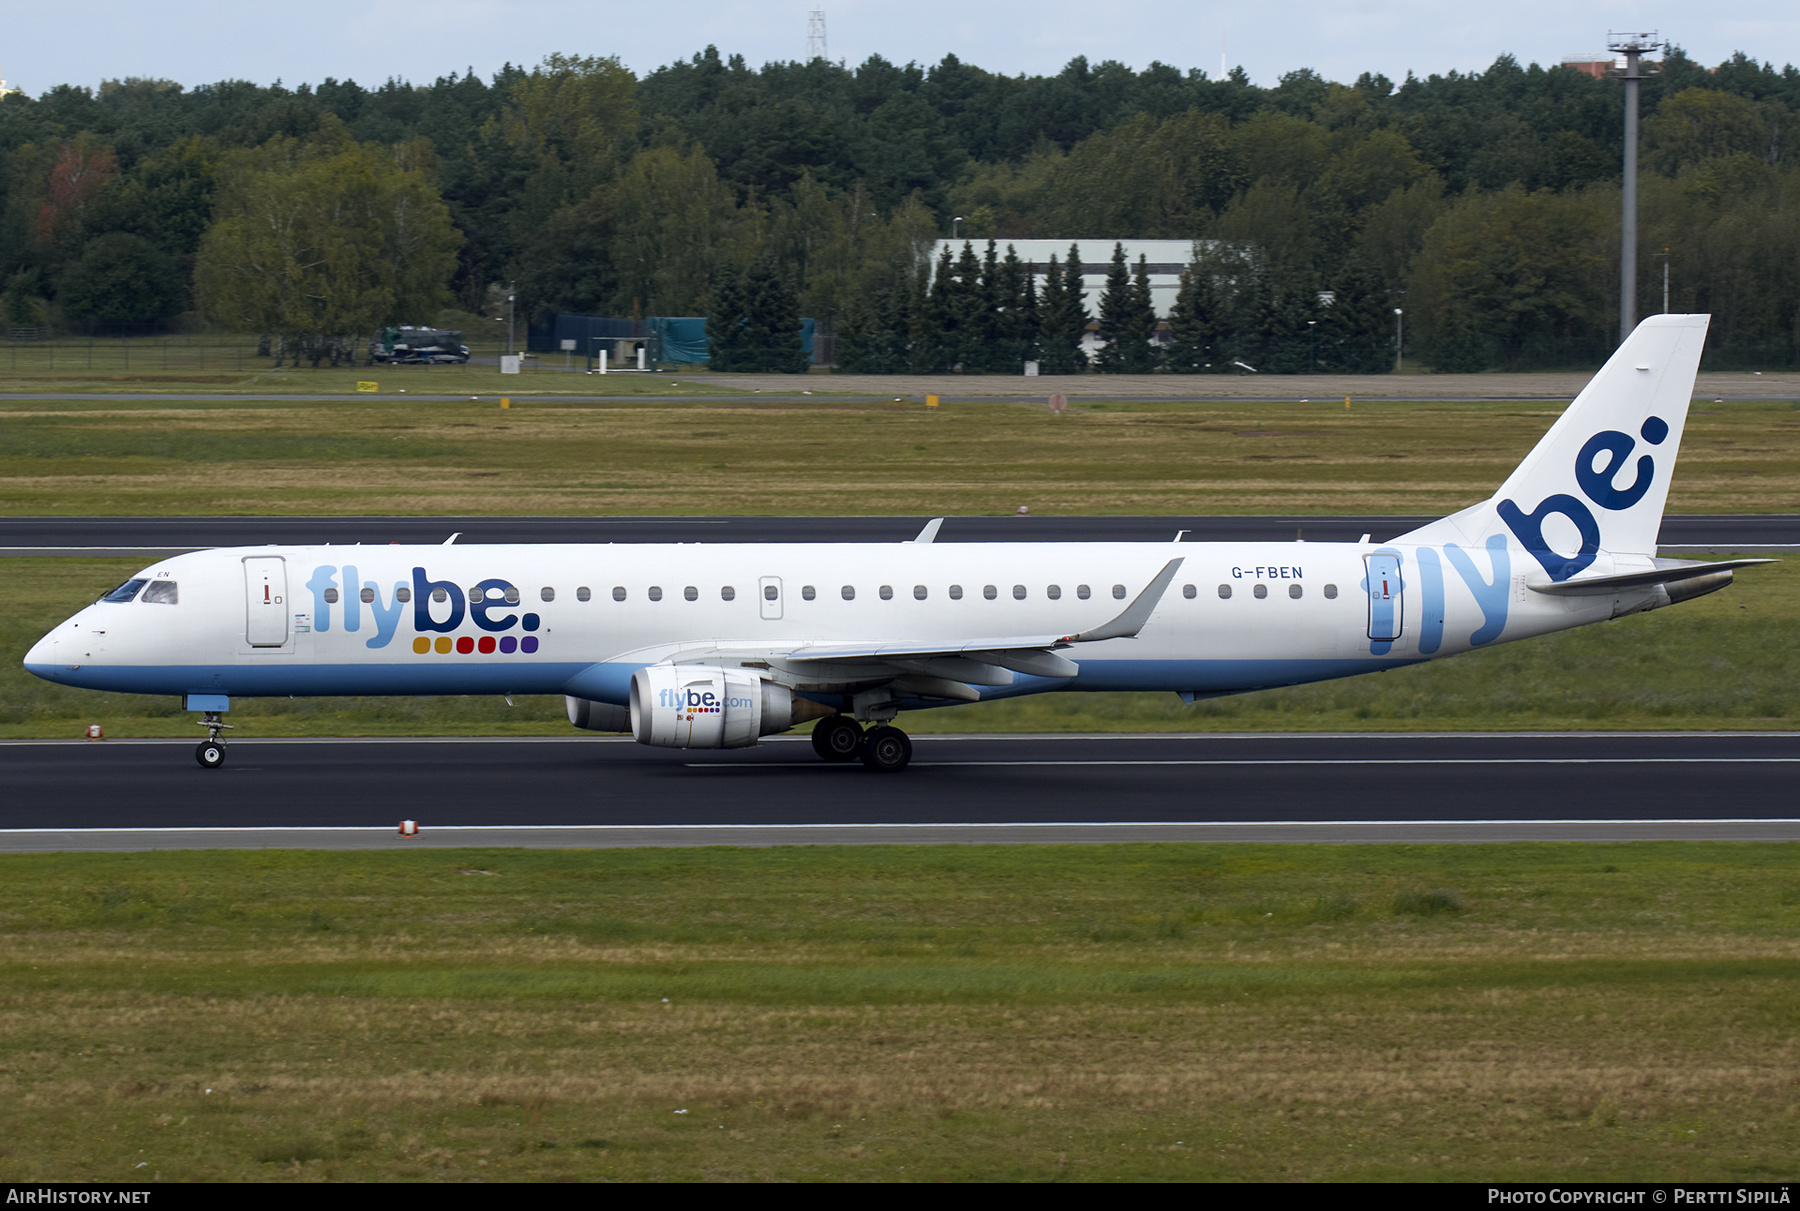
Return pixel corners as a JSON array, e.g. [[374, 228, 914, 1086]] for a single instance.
[[1, 47, 1796, 369]]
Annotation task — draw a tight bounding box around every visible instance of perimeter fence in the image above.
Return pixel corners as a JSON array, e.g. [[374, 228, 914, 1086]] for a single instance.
[[0, 332, 552, 376]]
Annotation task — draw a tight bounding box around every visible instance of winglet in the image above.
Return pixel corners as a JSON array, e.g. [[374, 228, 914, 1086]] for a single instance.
[[908, 518, 945, 544], [1064, 557, 1184, 643]]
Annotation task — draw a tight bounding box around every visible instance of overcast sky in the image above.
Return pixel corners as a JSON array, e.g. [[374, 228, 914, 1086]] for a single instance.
[[6, 0, 1796, 97]]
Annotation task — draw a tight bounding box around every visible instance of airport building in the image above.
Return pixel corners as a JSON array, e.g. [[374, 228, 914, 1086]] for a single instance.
[[930, 238, 1202, 320]]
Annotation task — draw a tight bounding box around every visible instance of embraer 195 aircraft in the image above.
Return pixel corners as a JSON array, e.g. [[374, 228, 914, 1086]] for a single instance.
[[24, 314, 1771, 772]]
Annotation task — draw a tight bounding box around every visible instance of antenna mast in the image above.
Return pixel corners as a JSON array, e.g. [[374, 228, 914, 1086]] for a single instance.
[[1609, 30, 1662, 343], [807, 10, 828, 62]]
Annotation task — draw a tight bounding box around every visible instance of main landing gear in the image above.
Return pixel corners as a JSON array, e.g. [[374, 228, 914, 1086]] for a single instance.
[[195, 711, 231, 769], [810, 715, 913, 772]]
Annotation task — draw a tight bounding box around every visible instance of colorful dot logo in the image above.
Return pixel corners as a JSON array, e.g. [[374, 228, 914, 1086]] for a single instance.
[[412, 634, 539, 655]]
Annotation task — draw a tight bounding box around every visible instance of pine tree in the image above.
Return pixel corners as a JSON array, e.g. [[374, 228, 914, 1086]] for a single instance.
[[993, 243, 1033, 373], [1257, 281, 1319, 374], [1164, 249, 1225, 374], [1038, 245, 1089, 373], [908, 252, 947, 373], [1123, 253, 1159, 372], [949, 241, 985, 372], [1094, 243, 1133, 374], [1316, 259, 1394, 373], [706, 260, 751, 371], [742, 252, 808, 373]]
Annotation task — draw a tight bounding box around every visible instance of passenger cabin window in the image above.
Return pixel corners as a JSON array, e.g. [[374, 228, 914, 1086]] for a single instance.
[[1324, 584, 1339, 599], [576, 587, 591, 602], [1077, 584, 1091, 600], [721, 585, 736, 601], [432, 588, 448, 604], [913, 585, 927, 600], [101, 578, 148, 604], [801, 585, 816, 600], [1289, 584, 1303, 599], [842, 585, 855, 600], [764, 584, 779, 601], [612, 586, 627, 602], [1012, 584, 1027, 600], [468, 586, 484, 601], [359, 587, 375, 604], [504, 587, 520, 604], [1217, 585, 1231, 599], [879, 585, 894, 600], [1113, 584, 1127, 600], [541, 587, 555, 602], [396, 587, 412, 603], [1182, 584, 1196, 599], [684, 586, 699, 601], [648, 586, 663, 602], [324, 588, 340, 603], [983, 585, 997, 600], [141, 581, 178, 605], [1253, 584, 1268, 599], [949, 584, 963, 600], [1046, 585, 1061, 600]]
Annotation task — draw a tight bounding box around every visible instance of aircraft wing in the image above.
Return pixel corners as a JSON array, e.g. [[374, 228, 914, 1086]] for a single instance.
[[778, 557, 1186, 680]]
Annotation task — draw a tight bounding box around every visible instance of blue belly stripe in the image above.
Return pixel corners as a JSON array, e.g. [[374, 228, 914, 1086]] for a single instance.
[[26, 655, 1419, 705]]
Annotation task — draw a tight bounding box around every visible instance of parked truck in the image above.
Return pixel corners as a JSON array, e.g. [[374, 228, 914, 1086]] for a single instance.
[[369, 326, 470, 364]]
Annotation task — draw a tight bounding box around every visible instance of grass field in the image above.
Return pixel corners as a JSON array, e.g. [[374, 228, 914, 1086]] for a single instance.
[[0, 842, 1795, 1182], [2, 394, 1796, 516], [3, 554, 1792, 739]]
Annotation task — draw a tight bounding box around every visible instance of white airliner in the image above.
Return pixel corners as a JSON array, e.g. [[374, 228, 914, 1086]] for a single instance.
[[24, 314, 1769, 771]]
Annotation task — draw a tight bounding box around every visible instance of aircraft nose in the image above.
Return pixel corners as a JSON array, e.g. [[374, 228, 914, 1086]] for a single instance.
[[23, 628, 60, 674]]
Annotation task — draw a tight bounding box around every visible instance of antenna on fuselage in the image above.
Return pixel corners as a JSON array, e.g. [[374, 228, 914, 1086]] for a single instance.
[[444, 532, 461, 545]]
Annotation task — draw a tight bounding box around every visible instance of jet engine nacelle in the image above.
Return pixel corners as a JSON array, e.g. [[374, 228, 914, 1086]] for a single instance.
[[628, 664, 829, 749], [566, 696, 632, 732]]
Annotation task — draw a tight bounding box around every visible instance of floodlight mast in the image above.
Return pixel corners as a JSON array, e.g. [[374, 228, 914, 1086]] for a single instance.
[[1610, 31, 1662, 344]]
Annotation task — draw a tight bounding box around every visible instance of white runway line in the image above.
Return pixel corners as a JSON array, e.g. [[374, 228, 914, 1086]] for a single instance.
[[690, 757, 1800, 768], [3, 817, 1797, 836]]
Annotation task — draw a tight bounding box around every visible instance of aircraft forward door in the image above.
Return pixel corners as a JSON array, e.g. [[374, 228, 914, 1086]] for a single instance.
[[244, 556, 289, 647], [758, 576, 783, 621], [1365, 553, 1404, 642]]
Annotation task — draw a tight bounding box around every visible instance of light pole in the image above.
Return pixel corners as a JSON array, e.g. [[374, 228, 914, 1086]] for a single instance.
[[1610, 32, 1662, 343], [952, 216, 963, 241], [507, 282, 516, 357], [1308, 319, 1317, 369], [1393, 308, 1404, 373]]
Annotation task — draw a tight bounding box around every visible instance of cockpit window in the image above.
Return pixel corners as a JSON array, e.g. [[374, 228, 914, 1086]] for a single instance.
[[101, 578, 148, 603], [141, 581, 178, 605]]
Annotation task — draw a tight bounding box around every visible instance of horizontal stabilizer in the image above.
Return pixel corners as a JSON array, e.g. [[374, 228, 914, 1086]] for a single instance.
[[1528, 557, 1775, 596]]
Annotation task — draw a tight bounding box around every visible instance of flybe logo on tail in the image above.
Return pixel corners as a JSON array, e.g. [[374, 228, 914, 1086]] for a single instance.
[[1498, 417, 1670, 582]]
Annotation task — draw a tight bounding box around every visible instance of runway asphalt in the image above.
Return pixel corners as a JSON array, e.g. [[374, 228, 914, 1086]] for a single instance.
[[2, 513, 1794, 555], [3, 733, 1795, 851]]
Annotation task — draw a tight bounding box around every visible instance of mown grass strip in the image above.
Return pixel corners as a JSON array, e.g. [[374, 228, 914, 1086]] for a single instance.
[[1, 842, 1796, 1182], [2, 395, 1795, 515]]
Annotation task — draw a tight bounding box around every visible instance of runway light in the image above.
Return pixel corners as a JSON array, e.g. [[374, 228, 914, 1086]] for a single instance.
[[399, 819, 419, 838]]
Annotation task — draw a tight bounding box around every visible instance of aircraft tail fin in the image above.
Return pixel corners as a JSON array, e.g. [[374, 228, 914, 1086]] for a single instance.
[[1394, 314, 1710, 581]]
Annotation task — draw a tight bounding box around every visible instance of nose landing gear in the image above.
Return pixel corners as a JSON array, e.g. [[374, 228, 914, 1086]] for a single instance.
[[195, 711, 232, 769]]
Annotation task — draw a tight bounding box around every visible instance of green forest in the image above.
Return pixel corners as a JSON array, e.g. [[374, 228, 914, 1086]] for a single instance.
[[2, 46, 1796, 371]]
